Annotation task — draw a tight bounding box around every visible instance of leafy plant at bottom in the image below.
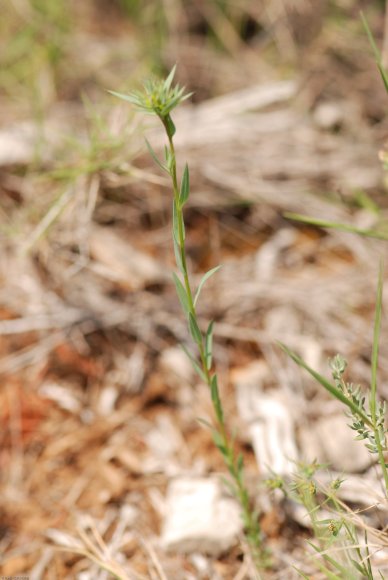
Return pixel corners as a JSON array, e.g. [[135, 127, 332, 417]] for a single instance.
[[279, 263, 388, 496]]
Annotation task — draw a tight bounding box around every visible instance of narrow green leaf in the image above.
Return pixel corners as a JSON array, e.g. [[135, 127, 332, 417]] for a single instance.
[[172, 199, 184, 242], [370, 261, 383, 419], [361, 12, 388, 94], [284, 212, 388, 241], [163, 64, 177, 92], [145, 139, 166, 172], [108, 89, 138, 105], [165, 147, 175, 174], [237, 453, 244, 476], [196, 417, 213, 430], [164, 114, 176, 138], [179, 164, 190, 207], [173, 235, 184, 273], [212, 430, 227, 455], [306, 542, 344, 579], [211, 374, 224, 424], [350, 560, 367, 576], [293, 568, 310, 580], [172, 200, 179, 241], [173, 273, 190, 316], [205, 320, 214, 370], [189, 313, 202, 345], [220, 475, 238, 497], [278, 342, 373, 428], [194, 265, 222, 307], [180, 343, 206, 382]]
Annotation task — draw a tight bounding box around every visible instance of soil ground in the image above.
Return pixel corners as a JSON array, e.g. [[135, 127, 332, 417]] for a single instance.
[[0, 2, 387, 578]]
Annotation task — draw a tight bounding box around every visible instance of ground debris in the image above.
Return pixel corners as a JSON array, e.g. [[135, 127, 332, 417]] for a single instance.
[[161, 477, 242, 556]]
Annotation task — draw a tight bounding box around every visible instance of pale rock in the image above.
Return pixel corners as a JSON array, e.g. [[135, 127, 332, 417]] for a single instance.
[[299, 414, 371, 473], [0, 123, 38, 165], [233, 362, 299, 476], [161, 477, 242, 555], [313, 101, 344, 130], [160, 347, 194, 382], [39, 381, 81, 413], [97, 385, 119, 416]]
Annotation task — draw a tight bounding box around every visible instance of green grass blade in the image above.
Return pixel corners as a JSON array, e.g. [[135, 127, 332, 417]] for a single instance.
[[284, 213, 388, 241], [307, 542, 349, 579], [370, 261, 384, 419], [361, 12, 388, 94], [278, 342, 373, 428], [293, 567, 311, 579]]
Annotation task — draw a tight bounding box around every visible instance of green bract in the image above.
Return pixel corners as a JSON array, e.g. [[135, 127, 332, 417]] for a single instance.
[[109, 65, 192, 120]]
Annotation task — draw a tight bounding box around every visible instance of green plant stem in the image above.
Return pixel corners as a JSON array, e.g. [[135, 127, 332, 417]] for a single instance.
[[164, 121, 265, 566], [375, 439, 388, 495], [369, 263, 388, 496], [166, 131, 209, 377]]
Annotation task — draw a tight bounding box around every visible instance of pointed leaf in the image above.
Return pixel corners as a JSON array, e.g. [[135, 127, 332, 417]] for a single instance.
[[172, 273, 190, 316], [194, 265, 221, 307], [108, 89, 139, 105], [210, 374, 224, 424], [173, 235, 184, 273], [350, 560, 367, 575], [205, 320, 214, 370], [278, 342, 373, 428], [179, 164, 190, 207], [220, 475, 238, 497], [172, 200, 179, 242], [293, 567, 310, 580], [237, 453, 244, 476], [145, 139, 166, 172], [212, 430, 227, 455], [284, 212, 388, 241], [172, 199, 184, 242], [196, 417, 213, 430], [164, 114, 176, 138], [180, 343, 206, 382], [361, 12, 388, 95], [370, 261, 383, 419], [189, 313, 202, 345], [163, 65, 177, 92]]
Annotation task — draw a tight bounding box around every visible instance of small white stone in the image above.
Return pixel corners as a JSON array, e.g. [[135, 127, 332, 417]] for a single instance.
[[161, 477, 242, 556], [97, 385, 119, 416], [299, 414, 371, 473], [313, 101, 344, 130], [233, 363, 299, 476], [160, 347, 194, 382]]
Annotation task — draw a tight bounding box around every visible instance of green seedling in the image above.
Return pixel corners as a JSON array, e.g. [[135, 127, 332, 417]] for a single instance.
[[279, 262, 388, 497], [110, 67, 267, 569]]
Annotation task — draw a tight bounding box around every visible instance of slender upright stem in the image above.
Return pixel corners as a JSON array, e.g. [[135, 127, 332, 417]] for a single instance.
[[164, 122, 265, 567]]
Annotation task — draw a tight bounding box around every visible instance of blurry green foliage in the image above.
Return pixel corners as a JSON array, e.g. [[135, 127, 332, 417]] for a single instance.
[[0, 0, 70, 107]]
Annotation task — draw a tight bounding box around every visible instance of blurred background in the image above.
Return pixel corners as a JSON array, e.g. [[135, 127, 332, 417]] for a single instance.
[[0, 1, 387, 578]]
